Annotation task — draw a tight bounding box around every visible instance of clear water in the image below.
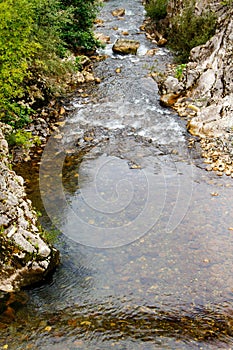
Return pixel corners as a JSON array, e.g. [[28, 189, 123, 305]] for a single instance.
[[2, 0, 233, 349]]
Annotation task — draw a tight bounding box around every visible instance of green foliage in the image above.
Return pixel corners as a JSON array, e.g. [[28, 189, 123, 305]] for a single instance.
[[40, 225, 60, 244], [168, 2, 217, 62], [0, 0, 100, 127], [145, 0, 168, 21], [0, 0, 40, 107], [60, 0, 101, 51], [220, 0, 232, 5], [2, 103, 33, 128], [175, 64, 186, 81], [7, 130, 33, 148]]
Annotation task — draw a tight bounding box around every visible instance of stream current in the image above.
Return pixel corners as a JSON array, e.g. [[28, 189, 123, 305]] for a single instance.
[[2, 0, 233, 348]]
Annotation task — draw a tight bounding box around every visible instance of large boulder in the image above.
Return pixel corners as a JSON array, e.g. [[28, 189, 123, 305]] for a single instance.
[[112, 39, 140, 55], [0, 126, 59, 292]]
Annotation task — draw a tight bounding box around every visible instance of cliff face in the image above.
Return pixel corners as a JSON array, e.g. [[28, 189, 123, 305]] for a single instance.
[[156, 1, 233, 175], [0, 126, 59, 292], [185, 5, 233, 137], [163, 1, 233, 138]]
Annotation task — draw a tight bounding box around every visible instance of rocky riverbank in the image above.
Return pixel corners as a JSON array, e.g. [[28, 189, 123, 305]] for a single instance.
[[0, 54, 103, 294], [0, 125, 59, 293], [149, 0, 233, 176]]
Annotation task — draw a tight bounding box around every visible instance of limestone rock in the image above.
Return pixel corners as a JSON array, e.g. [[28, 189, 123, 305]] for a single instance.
[[180, 5, 233, 138], [0, 127, 59, 292], [161, 76, 184, 94], [112, 39, 140, 55]]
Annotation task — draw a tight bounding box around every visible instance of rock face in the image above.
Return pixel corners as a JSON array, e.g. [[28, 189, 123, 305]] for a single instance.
[[112, 39, 140, 55], [0, 126, 59, 292], [185, 7, 233, 137], [162, 2, 233, 138], [155, 1, 233, 175]]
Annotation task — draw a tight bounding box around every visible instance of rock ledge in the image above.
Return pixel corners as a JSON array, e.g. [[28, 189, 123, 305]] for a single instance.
[[0, 126, 59, 292]]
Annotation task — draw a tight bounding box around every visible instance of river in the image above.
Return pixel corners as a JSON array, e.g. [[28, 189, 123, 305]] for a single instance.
[[1, 0, 233, 348]]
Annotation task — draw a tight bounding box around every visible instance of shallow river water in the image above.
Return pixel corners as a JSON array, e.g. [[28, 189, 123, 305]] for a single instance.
[[2, 0, 233, 348]]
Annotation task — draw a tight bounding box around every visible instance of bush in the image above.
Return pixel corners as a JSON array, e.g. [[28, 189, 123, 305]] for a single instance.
[[1, 103, 33, 129], [0, 0, 40, 105], [60, 0, 101, 52], [7, 130, 33, 148], [145, 0, 168, 21], [0, 0, 100, 127], [168, 2, 217, 62]]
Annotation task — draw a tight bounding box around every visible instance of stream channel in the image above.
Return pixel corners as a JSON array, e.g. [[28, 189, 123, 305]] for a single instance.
[[2, 0, 233, 348]]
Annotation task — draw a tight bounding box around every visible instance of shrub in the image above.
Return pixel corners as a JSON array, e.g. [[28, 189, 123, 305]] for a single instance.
[[1, 103, 33, 129], [0, 0, 100, 127], [7, 130, 33, 148], [0, 0, 40, 106], [145, 0, 168, 21], [60, 0, 101, 52], [168, 2, 217, 62]]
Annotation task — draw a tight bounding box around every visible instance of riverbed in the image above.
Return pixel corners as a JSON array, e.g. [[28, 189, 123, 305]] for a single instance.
[[1, 0, 233, 348]]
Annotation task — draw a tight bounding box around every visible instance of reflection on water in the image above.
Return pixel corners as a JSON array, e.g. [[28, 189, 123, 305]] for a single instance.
[[2, 0, 233, 348]]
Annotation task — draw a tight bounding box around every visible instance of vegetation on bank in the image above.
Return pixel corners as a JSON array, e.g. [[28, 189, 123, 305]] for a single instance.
[[0, 0, 101, 132], [145, 0, 217, 62]]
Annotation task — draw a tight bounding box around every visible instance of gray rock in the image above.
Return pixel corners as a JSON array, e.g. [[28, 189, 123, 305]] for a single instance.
[[0, 127, 59, 292], [163, 76, 184, 94], [183, 6, 233, 137]]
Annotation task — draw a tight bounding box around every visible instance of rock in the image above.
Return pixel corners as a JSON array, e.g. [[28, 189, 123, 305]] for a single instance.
[[95, 77, 101, 84], [162, 76, 184, 94], [155, 1, 233, 175], [94, 18, 104, 26], [111, 8, 125, 17], [83, 71, 95, 82], [95, 33, 111, 44], [157, 38, 167, 46], [178, 5, 233, 138], [160, 93, 180, 107], [76, 72, 85, 83], [59, 106, 66, 115], [112, 39, 140, 55], [146, 48, 158, 56], [0, 128, 59, 292]]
